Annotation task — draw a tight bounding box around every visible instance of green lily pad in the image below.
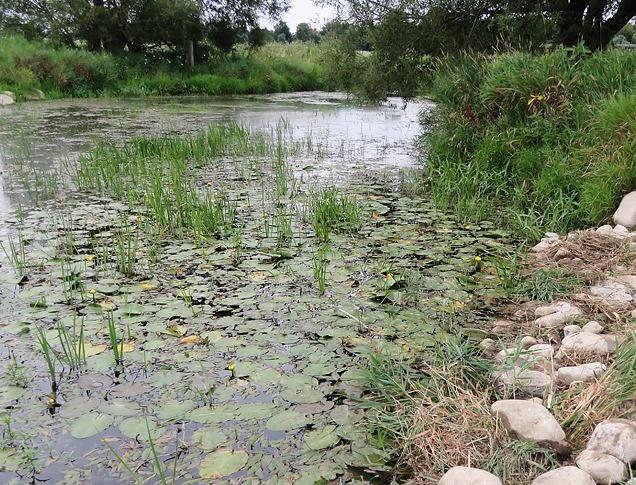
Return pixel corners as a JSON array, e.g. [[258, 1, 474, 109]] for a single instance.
[[70, 412, 113, 439], [156, 399, 196, 421], [192, 428, 227, 450], [304, 425, 340, 450], [266, 410, 309, 431], [199, 449, 248, 478]]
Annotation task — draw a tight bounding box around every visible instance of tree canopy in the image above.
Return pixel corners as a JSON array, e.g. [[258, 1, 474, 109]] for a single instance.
[[0, 0, 289, 58]]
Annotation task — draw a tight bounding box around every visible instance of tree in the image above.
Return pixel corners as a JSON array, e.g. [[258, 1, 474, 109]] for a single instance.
[[294, 22, 319, 42], [273, 20, 292, 42], [0, 0, 290, 59], [325, 0, 636, 51]]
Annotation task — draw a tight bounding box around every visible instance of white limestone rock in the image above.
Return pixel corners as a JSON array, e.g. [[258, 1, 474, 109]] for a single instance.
[[556, 362, 606, 385], [575, 449, 628, 484], [589, 282, 633, 307], [582, 321, 604, 334], [531, 466, 595, 485], [557, 332, 610, 359], [534, 302, 582, 329], [533, 233, 561, 253], [587, 418, 636, 464], [613, 191, 636, 227], [438, 466, 502, 485], [491, 400, 568, 454], [494, 367, 553, 397], [597, 225, 614, 235], [520, 336, 538, 349], [563, 324, 582, 336], [0, 92, 15, 106]]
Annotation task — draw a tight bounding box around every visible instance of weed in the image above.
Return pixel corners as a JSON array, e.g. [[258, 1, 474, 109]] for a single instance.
[[312, 245, 329, 295], [107, 312, 123, 367], [1, 230, 27, 275], [309, 187, 361, 242], [35, 328, 58, 395]]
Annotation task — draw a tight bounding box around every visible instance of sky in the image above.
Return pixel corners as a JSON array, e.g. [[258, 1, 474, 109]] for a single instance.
[[265, 0, 337, 31]]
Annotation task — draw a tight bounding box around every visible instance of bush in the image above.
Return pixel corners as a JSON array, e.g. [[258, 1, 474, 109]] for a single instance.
[[427, 47, 636, 239]]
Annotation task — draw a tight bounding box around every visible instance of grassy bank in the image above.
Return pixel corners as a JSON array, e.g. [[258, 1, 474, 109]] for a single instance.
[[0, 36, 327, 100], [426, 47, 636, 239]]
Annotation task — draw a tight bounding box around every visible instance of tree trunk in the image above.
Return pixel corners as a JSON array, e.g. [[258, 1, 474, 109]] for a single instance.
[[187, 40, 195, 68]]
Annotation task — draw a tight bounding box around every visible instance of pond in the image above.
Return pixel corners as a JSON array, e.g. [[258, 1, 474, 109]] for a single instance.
[[0, 93, 509, 484]]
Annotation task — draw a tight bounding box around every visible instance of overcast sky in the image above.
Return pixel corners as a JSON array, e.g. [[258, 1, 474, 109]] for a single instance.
[[264, 0, 337, 31]]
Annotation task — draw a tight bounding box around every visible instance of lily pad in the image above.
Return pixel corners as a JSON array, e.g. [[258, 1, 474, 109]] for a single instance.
[[266, 410, 309, 431], [199, 448, 248, 479], [70, 412, 113, 439], [304, 425, 340, 450]]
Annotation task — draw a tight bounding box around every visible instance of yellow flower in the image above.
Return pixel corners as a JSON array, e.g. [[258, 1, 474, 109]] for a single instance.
[[85, 255, 95, 262], [227, 363, 236, 371], [206, 181, 213, 187], [474, 256, 482, 262], [88, 288, 97, 295]]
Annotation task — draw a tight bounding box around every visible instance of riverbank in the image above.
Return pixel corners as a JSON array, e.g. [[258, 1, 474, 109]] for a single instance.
[[425, 47, 636, 241], [0, 37, 327, 102]]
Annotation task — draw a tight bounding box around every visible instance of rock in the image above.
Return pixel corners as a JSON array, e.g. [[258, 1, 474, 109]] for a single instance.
[[0, 92, 15, 106], [557, 332, 610, 359], [438, 466, 503, 485], [613, 224, 629, 236], [528, 343, 554, 359], [597, 225, 614, 235], [492, 320, 513, 335], [611, 191, 636, 228], [587, 418, 636, 463], [615, 274, 636, 290], [494, 367, 553, 397], [582, 321, 604, 334], [563, 324, 582, 336], [491, 400, 569, 454], [556, 362, 606, 385], [575, 449, 628, 484], [554, 247, 572, 259], [533, 234, 561, 253], [602, 334, 619, 353], [535, 302, 582, 329], [531, 466, 595, 485], [590, 282, 633, 307], [521, 336, 538, 349], [480, 338, 497, 353]]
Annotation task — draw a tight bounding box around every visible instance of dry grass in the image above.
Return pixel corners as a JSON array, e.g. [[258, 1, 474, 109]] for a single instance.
[[555, 333, 636, 446]]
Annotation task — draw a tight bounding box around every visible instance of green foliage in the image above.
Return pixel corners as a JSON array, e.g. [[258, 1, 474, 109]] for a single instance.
[[0, 36, 329, 99], [427, 48, 636, 238]]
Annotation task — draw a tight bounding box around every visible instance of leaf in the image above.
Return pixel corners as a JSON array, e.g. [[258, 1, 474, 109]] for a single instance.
[[162, 324, 187, 337], [156, 400, 196, 420], [192, 428, 227, 450], [70, 412, 113, 439], [120, 341, 135, 353], [80, 342, 107, 357], [199, 449, 248, 479], [118, 416, 160, 440], [280, 386, 323, 404], [179, 335, 205, 345], [304, 425, 340, 450], [266, 410, 309, 431]]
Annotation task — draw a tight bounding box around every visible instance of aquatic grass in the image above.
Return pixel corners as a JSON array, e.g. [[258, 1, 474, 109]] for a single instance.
[[506, 268, 582, 302], [312, 245, 329, 295], [1, 231, 27, 275], [115, 220, 139, 276], [55, 318, 86, 371], [107, 312, 123, 367], [309, 187, 362, 242], [36, 327, 58, 396]]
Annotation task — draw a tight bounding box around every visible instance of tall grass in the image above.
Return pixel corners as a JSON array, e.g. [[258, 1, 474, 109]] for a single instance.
[[0, 36, 329, 100], [427, 47, 636, 239]]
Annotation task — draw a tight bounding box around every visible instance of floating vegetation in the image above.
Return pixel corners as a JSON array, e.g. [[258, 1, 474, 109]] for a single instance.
[[0, 102, 511, 483]]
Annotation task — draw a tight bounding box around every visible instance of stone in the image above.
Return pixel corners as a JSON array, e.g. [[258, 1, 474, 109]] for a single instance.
[[575, 449, 628, 484], [520, 336, 538, 349], [614, 193, 636, 228], [438, 466, 503, 485], [597, 225, 614, 235], [590, 282, 633, 307], [602, 334, 619, 353], [582, 321, 604, 334], [531, 466, 595, 485], [25, 89, 45, 100], [613, 224, 629, 236], [615, 274, 636, 290], [528, 343, 554, 359], [563, 324, 582, 336], [0, 92, 15, 106], [556, 362, 606, 385], [494, 368, 553, 397], [480, 338, 497, 353], [534, 302, 582, 329], [533, 234, 560, 253], [557, 332, 610, 359], [492, 320, 513, 335], [554, 247, 572, 259], [491, 400, 569, 454], [587, 418, 636, 463]]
